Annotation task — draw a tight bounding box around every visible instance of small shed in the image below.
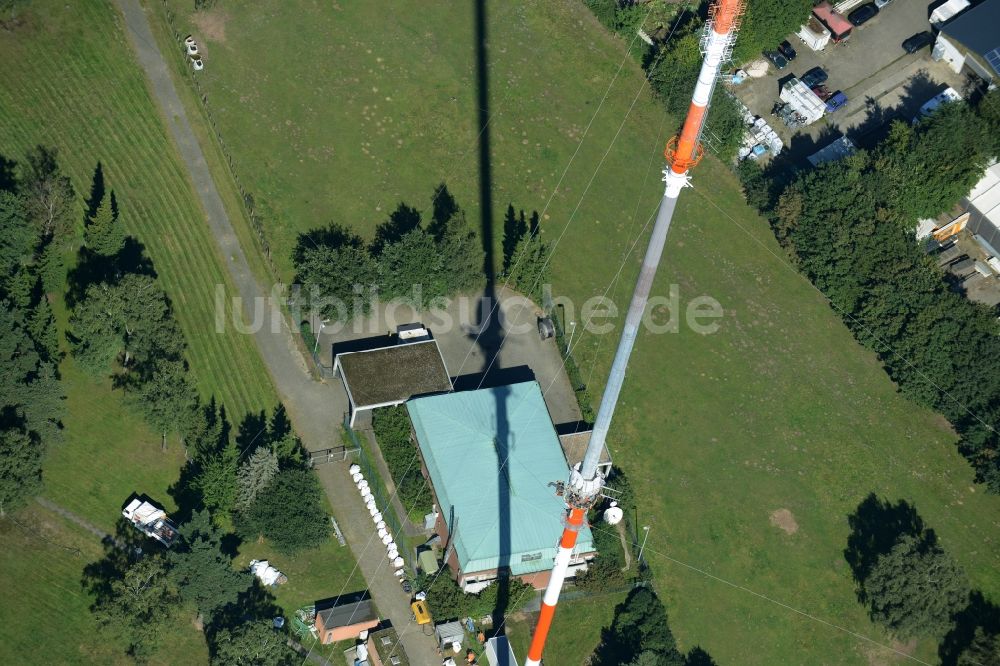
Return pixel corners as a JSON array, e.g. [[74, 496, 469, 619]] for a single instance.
[[334, 338, 452, 427], [485, 636, 517, 666], [434, 621, 465, 650], [807, 136, 856, 167], [557, 429, 612, 479], [314, 595, 379, 644]]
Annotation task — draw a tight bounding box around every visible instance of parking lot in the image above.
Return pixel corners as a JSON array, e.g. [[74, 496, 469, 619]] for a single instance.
[[733, 0, 968, 161]]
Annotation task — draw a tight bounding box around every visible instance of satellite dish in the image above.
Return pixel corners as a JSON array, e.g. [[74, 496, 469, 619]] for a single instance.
[[604, 505, 624, 525]]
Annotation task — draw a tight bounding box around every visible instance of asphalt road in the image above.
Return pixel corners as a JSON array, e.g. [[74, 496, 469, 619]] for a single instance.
[[113, 1, 441, 663]]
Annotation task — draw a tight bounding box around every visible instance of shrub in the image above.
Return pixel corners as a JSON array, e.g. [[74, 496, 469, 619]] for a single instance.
[[372, 406, 432, 516]]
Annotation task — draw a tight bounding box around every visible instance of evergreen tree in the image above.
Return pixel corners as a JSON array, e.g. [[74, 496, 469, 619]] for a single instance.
[[235, 447, 279, 511], [171, 510, 251, 621], [377, 228, 444, 305], [506, 228, 550, 303], [211, 619, 297, 666], [0, 302, 64, 447], [595, 587, 686, 666], [185, 400, 228, 463], [192, 436, 239, 518], [0, 191, 34, 294], [432, 208, 484, 294], [501, 204, 527, 274], [958, 628, 1000, 666], [27, 293, 59, 363], [84, 192, 125, 257], [0, 426, 40, 515], [862, 534, 969, 638]]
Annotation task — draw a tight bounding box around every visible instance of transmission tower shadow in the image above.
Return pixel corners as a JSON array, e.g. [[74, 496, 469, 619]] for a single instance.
[[468, 0, 512, 648]]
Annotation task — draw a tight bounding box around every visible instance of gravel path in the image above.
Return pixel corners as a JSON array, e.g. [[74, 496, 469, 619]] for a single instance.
[[35, 496, 121, 547], [112, 2, 440, 663]]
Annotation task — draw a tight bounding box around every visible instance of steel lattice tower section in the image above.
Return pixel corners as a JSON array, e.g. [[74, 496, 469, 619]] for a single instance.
[[524, 2, 747, 663]]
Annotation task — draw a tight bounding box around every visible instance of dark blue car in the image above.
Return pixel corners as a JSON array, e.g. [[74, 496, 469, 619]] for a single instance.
[[825, 91, 848, 112]]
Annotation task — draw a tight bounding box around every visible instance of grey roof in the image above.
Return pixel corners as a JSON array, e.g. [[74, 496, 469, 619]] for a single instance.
[[336, 340, 451, 408], [941, 0, 1000, 74], [316, 599, 377, 628]]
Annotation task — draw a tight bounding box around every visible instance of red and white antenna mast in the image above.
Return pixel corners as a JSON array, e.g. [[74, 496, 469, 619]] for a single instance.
[[524, 1, 747, 663]]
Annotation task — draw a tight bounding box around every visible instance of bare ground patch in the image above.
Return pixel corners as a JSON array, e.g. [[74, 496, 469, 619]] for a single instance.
[[192, 8, 229, 44], [769, 508, 799, 534], [864, 638, 917, 665]]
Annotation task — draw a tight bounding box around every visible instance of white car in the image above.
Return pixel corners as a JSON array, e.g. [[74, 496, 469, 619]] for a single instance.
[[914, 87, 962, 121], [191, 57, 204, 71], [874, 0, 893, 8], [186, 42, 199, 56]]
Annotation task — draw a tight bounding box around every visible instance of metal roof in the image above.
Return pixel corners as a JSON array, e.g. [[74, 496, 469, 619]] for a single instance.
[[941, 0, 1000, 74], [407, 382, 594, 576], [335, 340, 452, 409]]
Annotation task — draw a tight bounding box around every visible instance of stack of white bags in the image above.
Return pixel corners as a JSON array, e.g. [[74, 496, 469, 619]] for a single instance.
[[350, 464, 406, 576]]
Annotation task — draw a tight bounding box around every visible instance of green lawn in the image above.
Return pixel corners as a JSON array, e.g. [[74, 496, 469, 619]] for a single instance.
[[507, 592, 627, 665], [115, 0, 1000, 663], [236, 490, 366, 620], [0, 0, 276, 419], [0, 503, 209, 665]]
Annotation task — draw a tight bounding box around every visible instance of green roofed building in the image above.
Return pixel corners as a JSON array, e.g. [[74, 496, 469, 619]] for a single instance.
[[406, 381, 595, 592]]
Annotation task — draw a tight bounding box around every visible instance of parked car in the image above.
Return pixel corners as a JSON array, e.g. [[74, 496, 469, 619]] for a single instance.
[[801, 66, 828, 87], [848, 3, 879, 25], [874, 0, 893, 8], [811, 85, 832, 100], [764, 50, 788, 70], [778, 40, 797, 61], [902, 31, 935, 53], [825, 91, 848, 112]]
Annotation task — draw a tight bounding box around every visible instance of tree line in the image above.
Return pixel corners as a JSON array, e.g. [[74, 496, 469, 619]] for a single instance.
[[0, 145, 329, 663], [0, 147, 68, 515], [739, 91, 1000, 490], [294, 185, 484, 319]]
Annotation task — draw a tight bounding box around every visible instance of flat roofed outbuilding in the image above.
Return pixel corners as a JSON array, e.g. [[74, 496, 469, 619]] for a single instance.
[[334, 339, 452, 426], [558, 430, 612, 478]]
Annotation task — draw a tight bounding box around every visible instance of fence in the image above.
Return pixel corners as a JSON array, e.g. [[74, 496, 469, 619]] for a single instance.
[[158, 0, 277, 276], [308, 445, 357, 466]]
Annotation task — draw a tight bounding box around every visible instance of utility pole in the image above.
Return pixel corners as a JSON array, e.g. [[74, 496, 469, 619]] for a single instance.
[[638, 525, 650, 565]]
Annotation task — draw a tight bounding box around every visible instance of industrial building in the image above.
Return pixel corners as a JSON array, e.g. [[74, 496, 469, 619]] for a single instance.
[[406, 381, 596, 592], [932, 0, 1000, 83]]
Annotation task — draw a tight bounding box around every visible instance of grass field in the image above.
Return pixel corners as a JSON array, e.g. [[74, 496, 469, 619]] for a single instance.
[[0, 0, 276, 419], [0, 3, 359, 662], [0, 503, 209, 665], [152, 1, 1000, 663]]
